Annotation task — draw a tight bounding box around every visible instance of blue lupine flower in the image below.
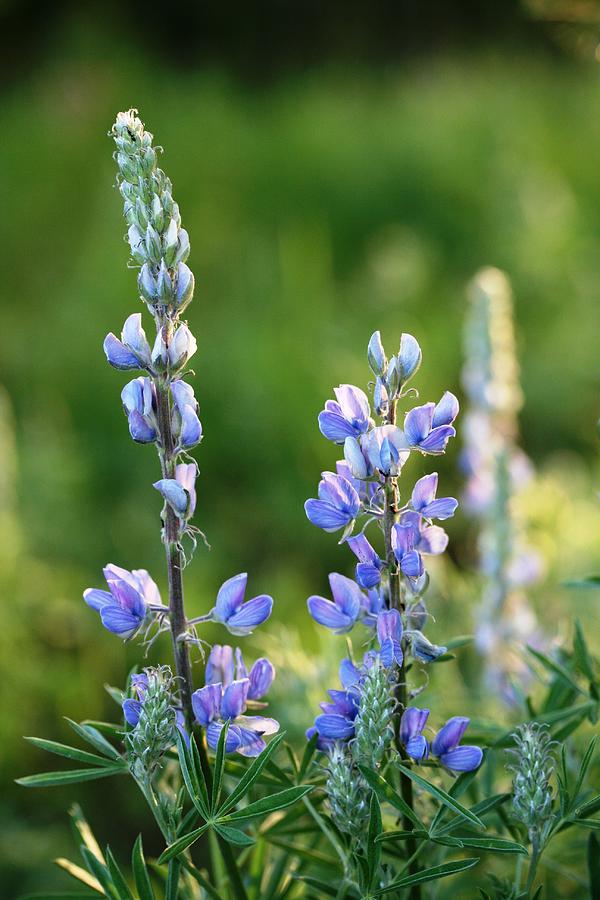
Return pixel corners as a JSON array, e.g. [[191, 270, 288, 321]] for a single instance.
[[391, 522, 424, 580], [171, 379, 202, 449], [84, 564, 159, 638], [403, 392, 459, 455], [318, 384, 372, 443], [346, 534, 384, 588], [432, 717, 483, 772], [335, 460, 378, 506], [305, 472, 361, 533], [367, 331, 387, 377], [121, 377, 158, 443], [377, 609, 403, 667], [360, 587, 385, 627], [205, 644, 275, 702], [307, 573, 364, 633], [411, 473, 458, 521], [192, 673, 279, 757], [400, 511, 449, 556], [400, 707, 430, 761], [307, 683, 360, 751], [151, 322, 197, 372], [153, 462, 197, 519], [104, 313, 152, 370], [210, 573, 273, 636], [363, 425, 410, 476], [408, 630, 447, 663], [343, 436, 373, 481]]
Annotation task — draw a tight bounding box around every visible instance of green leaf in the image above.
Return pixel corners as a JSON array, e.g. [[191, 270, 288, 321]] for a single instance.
[[357, 766, 423, 829], [298, 732, 318, 782], [132, 835, 155, 900], [55, 856, 103, 893], [221, 785, 312, 824], [367, 792, 382, 889], [576, 818, 600, 831], [573, 736, 597, 806], [80, 848, 118, 900], [428, 762, 483, 833], [82, 720, 124, 740], [294, 876, 344, 898], [373, 857, 480, 894], [432, 836, 528, 855], [211, 721, 230, 814], [218, 733, 286, 816], [589, 835, 600, 897], [214, 824, 256, 846], [492, 701, 598, 747], [375, 829, 429, 844], [179, 861, 221, 899], [158, 824, 209, 865], [65, 719, 122, 761], [444, 635, 473, 650], [434, 793, 510, 837], [526, 646, 585, 696], [176, 733, 209, 818], [395, 764, 485, 831], [105, 847, 135, 900], [564, 576, 600, 590], [574, 620, 596, 683], [165, 859, 181, 900], [575, 795, 600, 819], [24, 737, 117, 768], [264, 837, 339, 870], [17, 765, 126, 787]]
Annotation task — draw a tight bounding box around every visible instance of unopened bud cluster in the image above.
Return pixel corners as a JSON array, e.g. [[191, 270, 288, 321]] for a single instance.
[[352, 659, 394, 769], [509, 723, 555, 846], [112, 110, 194, 317], [126, 666, 178, 780], [367, 330, 422, 417], [326, 744, 370, 842]]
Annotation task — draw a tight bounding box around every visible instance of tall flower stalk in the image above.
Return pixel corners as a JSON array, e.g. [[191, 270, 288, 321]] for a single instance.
[[461, 267, 542, 702]]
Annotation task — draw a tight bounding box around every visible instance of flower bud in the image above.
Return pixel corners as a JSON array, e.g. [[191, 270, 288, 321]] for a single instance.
[[326, 745, 369, 843], [151, 329, 169, 371], [128, 224, 146, 264], [398, 333, 422, 386], [169, 323, 197, 371], [386, 355, 400, 398], [135, 197, 149, 230], [140, 146, 156, 175], [117, 152, 138, 183], [408, 630, 447, 663], [174, 228, 190, 266], [157, 261, 173, 302], [352, 657, 394, 769], [145, 224, 162, 265], [151, 195, 164, 232], [175, 263, 194, 309], [367, 330, 387, 377], [138, 263, 157, 303], [373, 377, 389, 417], [163, 217, 179, 266], [344, 436, 368, 480]]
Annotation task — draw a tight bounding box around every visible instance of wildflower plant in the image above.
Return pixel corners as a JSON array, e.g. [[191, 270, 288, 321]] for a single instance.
[[17, 112, 600, 899]]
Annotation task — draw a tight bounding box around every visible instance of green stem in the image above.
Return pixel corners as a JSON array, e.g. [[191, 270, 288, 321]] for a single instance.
[[383, 398, 421, 900], [153, 348, 195, 731], [525, 838, 541, 897]]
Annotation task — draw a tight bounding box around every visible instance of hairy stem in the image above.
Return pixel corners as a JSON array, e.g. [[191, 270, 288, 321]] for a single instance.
[[383, 398, 420, 899], [154, 349, 194, 730]]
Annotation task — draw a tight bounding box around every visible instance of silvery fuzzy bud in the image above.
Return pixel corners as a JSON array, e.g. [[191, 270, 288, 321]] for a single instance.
[[352, 658, 394, 769], [157, 261, 173, 302], [368, 330, 387, 377], [128, 224, 146, 264], [135, 197, 149, 230], [175, 263, 195, 310], [163, 218, 179, 267], [406, 599, 428, 631], [169, 323, 197, 370], [509, 723, 556, 847], [374, 377, 389, 417], [386, 355, 400, 399], [326, 745, 369, 842], [145, 224, 162, 265], [151, 195, 164, 232], [117, 152, 138, 183], [161, 190, 174, 218], [120, 180, 136, 203], [174, 228, 190, 266], [126, 665, 178, 780], [138, 263, 157, 303], [140, 146, 157, 176]]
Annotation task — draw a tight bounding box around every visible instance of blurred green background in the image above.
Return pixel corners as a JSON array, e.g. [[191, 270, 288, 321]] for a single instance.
[[2, 1, 600, 895]]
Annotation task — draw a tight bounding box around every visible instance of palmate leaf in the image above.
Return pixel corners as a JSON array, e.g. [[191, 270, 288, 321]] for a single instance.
[[220, 785, 312, 824], [214, 824, 256, 846], [65, 718, 123, 760], [373, 857, 480, 895], [158, 824, 209, 864], [176, 733, 209, 818], [432, 835, 528, 855], [395, 763, 485, 831], [433, 793, 511, 837], [218, 733, 287, 816]]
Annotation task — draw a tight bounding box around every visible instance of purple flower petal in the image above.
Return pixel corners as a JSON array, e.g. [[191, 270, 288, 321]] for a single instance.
[[305, 499, 352, 532], [192, 683, 222, 726], [432, 391, 459, 428], [100, 607, 142, 638], [339, 658, 361, 688], [418, 525, 448, 556], [214, 573, 247, 621], [248, 658, 275, 699], [329, 573, 363, 621], [318, 408, 357, 444], [206, 721, 242, 753], [206, 645, 235, 686], [224, 594, 273, 635], [411, 474, 438, 513], [419, 425, 456, 455], [356, 562, 382, 589], [421, 497, 458, 520], [432, 717, 470, 756], [83, 588, 114, 611], [314, 714, 355, 740], [400, 707, 430, 743], [221, 679, 250, 720], [399, 549, 424, 579], [153, 478, 189, 517], [180, 406, 203, 448], [440, 746, 483, 773], [404, 403, 434, 446], [307, 596, 356, 633], [128, 410, 157, 443], [123, 698, 142, 727], [406, 735, 429, 760], [171, 379, 197, 413], [103, 333, 140, 370], [398, 333, 422, 383]]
